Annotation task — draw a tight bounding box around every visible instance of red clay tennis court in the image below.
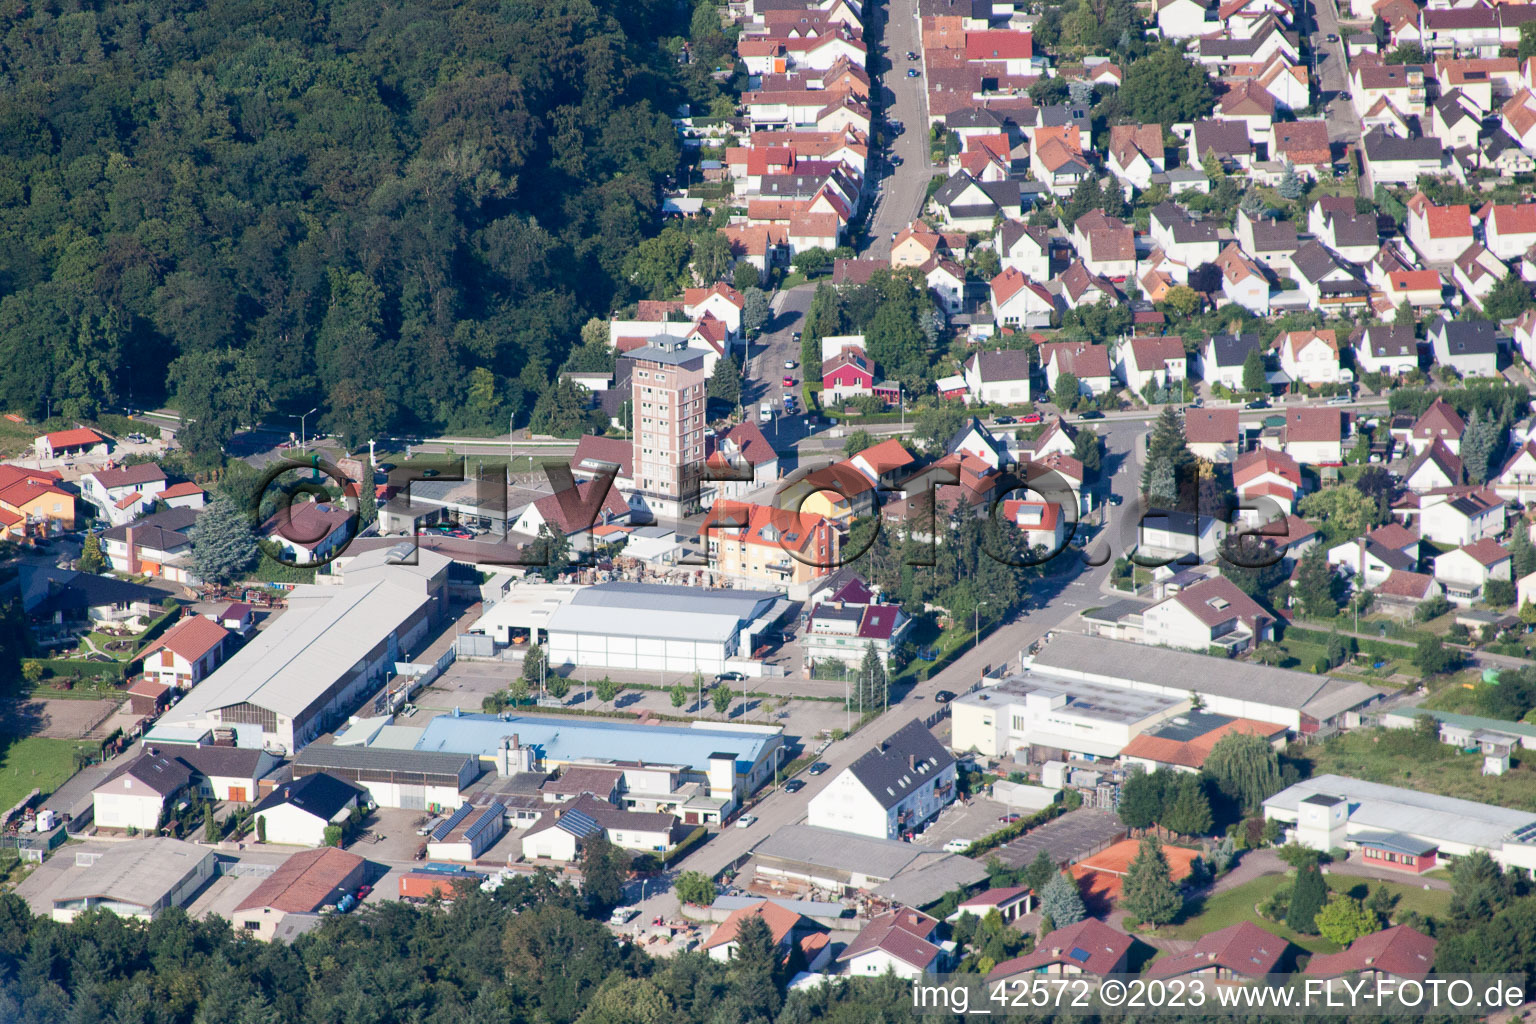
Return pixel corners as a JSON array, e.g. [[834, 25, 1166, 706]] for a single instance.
[[1070, 839, 1201, 906]]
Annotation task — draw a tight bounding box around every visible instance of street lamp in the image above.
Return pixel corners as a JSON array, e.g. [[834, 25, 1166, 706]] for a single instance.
[[291, 407, 318, 452]]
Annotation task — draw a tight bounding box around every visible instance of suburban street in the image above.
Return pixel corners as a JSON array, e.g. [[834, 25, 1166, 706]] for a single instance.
[[861, 0, 931, 259]]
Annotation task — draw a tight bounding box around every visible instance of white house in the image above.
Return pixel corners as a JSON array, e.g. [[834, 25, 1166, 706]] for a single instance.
[[989, 267, 1056, 329], [963, 349, 1033, 405], [1418, 489, 1506, 546], [1140, 575, 1273, 654], [139, 614, 231, 691], [91, 753, 194, 832], [1118, 336, 1188, 395], [1276, 329, 1346, 386], [1281, 407, 1345, 465], [1214, 243, 1271, 315], [1432, 538, 1512, 605], [1428, 319, 1500, 378], [1156, 0, 1214, 37], [80, 464, 169, 526], [805, 720, 956, 839], [1409, 398, 1466, 455], [1485, 203, 1536, 261], [1234, 448, 1302, 516], [838, 908, 946, 978], [996, 220, 1051, 280], [252, 773, 366, 847], [1039, 341, 1113, 398], [1355, 325, 1421, 376], [1495, 442, 1536, 503], [1201, 332, 1262, 389], [1406, 194, 1474, 263]]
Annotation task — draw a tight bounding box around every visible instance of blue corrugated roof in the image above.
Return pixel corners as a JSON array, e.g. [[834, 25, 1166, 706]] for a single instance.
[[411, 712, 774, 775]]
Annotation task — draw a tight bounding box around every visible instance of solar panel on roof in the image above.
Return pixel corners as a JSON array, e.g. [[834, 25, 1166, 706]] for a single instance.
[[556, 809, 602, 839], [463, 804, 503, 844], [431, 804, 474, 841], [1069, 947, 1091, 962]]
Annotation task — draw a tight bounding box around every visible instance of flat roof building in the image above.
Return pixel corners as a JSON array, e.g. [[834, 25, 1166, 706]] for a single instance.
[[291, 742, 478, 812], [1264, 773, 1536, 870], [951, 674, 1186, 761], [749, 823, 987, 895], [147, 553, 450, 753], [396, 711, 785, 811], [1026, 633, 1382, 732], [544, 582, 787, 674]]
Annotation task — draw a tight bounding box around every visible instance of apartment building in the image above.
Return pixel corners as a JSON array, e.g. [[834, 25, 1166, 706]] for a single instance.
[[626, 340, 709, 520]]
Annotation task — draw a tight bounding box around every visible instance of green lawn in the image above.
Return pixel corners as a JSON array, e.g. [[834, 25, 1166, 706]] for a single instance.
[[0, 736, 89, 812], [1162, 872, 1451, 955], [1301, 726, 1536, 807]]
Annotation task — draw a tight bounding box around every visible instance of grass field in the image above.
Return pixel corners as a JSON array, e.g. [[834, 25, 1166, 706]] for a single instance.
[[1300, 726, 1536, 807], [1161, 872, 1452, 955], [0, 736, 89, 812]]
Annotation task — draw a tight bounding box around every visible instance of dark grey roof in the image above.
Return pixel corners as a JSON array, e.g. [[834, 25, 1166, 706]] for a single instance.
[[622, 342, 706, 369], [1245, 216, 1298, 252], [978, 180, 1022, 209], [22, 566, 167, 617], [947, 416, 1005, 459], [1036, 104, 1090, 130], [1365, 540, 1416, 572], [1360, 325, 1418, 359], [293, 742, 476, 779], [1483, 127, 1523, 161], [1324, 209, 1381, 249], [1291, 240, 1364, 286], [1352, 830, 1440, 856], [1432, 318, 1498, 355], [1152, 202, 1220, 244], [1206, 332, 1261, 368], [1190, 120, 1251, 160], [945, 107, 1005, 131], [254, 772, 365, 820], [170, 745, 271, 781], [933, 170, 983, 208], [101, 507, 201, 546], [1362, 129, 1442, 163], [845, 719, 955, 810], [100, 753, 195, 797], [1141, 710, 1237, 744], [969, 349, 1032, 382]]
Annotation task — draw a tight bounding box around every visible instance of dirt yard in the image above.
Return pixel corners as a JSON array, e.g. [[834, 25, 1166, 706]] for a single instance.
[[0, 698, 118, 740]]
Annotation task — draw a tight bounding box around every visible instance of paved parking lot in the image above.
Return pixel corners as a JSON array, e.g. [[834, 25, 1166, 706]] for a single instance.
[[911, 796, 1013, 850], [989, 808, 1127, 870]]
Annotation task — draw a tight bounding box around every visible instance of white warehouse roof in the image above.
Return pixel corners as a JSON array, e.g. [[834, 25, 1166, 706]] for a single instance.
[[1264, 774, 1536, 852], [545, 582, 783, 643]]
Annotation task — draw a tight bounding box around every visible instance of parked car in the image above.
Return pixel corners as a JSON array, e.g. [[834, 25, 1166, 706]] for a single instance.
[[993, 415, 1016, 425], [355, 884, 373, 900], [905, 50, 917, 59], [998, 814, 1021, 823], [785, 358, 798, 368], [610, 907, 640, 925], [783, 375, 796, 387], [1327, 394, 1352, 405], [943, 838, 972, 853], [934, 690, 956, 703], [716, 671, 746, 682], [1019, 412, 1042, 424], [808, 761, 830, 776], [906, 68, 920, 77], [784, 779, 805, 793], [736, 814, 758, 829], [1078, 410, 1104, 419], [889, 154, 902, 166], [1246, 399, 1269, 409]]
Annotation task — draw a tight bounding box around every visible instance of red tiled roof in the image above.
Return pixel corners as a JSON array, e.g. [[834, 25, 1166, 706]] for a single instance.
[[1376, 570, 1436, 600], [531, 480, 629, 535], [964, 30, 1032, 60], [1459, 537, 1510, 567], [159, 481, 205, 500], [1305, 926, 1436, 979], [1148, 922, 1287, 979], [990, 918, 1133, 978], [235, 847, 367, 914], [704, 900, 816, 950], [1234, 448, 1301, 488], [42, 428, 105, 449], [851, 438, 915, 477], [838, 907, 941, 970], [145, 614, 230, 664], [1284, 407, 1342, 444], [1122, 718, 1287, 770], [1185, 408, 1240, 444], [92, 463, 167, 490]]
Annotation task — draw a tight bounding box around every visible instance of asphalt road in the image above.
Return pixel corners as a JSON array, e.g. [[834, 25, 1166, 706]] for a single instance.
[[861, 0, 932, 259], [669, 418, 1149, 880], [1308, 0, 1366, 196]]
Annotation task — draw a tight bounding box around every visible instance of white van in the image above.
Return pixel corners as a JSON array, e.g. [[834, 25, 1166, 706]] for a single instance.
[[759, 402, 773, 423]]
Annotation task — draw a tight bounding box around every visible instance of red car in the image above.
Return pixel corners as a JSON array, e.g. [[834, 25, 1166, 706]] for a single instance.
[[782, 376, 795, 387], [1019, 412, 1042, 424], [356, 884, 373, 899]]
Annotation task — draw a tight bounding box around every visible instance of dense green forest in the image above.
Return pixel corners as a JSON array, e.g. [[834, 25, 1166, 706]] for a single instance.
[[0, 0, 728, 461]]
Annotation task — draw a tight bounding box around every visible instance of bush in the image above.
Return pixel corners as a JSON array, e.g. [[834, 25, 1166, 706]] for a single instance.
[[1415, 594, 1451, 622], [1485, 579, 1516, 608]]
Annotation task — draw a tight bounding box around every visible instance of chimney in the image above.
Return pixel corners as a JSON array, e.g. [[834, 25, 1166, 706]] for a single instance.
[[909, 754, 917, 771], [125, 526, 139, 575]]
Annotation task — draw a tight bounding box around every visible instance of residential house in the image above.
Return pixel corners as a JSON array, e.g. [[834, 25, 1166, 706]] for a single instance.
[[838, 908, 946, 978], [891, 222, 946, 268], [1072, 212, 1136, 281], [931, 172, 1022, 231], [100, 508, 200, 583], [703, 900, 832, 968], [1433, 537, 1512, 604], [1373, 570, 1445, 617], [1354, 324, 1422, 376], [510, 480, 631, 552], [1360, 130, 1444, 189], [806, 719, 956, 839], [1327, 524, 1421, 588], [34, 427, 108, 462], [140, 615, 231, 692], [1057, 261, 1118, 310], [253, 773, 367, 847], [703, 420, 781, 506], [1405, 439, 1466, 493], [260, 501, 353, 565], [682, 283, 746, 338], [1430, 92, 1483, 151], [1418, 489, 1506, 546], [80, 464, 168, 526], [1272, 120, 1331, 177], [988, 267, 1056, 329], [804, 575, 912, 670], [963, 349, 1033, 405], [1214, 243, 1271, 314], [1155, 0, 1215, 37], [700, 501, 839, 588], [1149, 202, 1222, 267], [1188, 119, 1253, 171], [947, 417, 1012, 470], [1030, 127, 1092, 196], [1428, 318, 1500, 377], [1218, 79, 1278, 141], [1201, 332, 1262, 389], [1276, 329, 1345, 386], [91, 753, 195, 831], [1485, 204, 1536, 261], [1383, 268, 1447, 311], [1290, 240, 1371, 309], [1502, 89, 1536, 150], [989, 919, 1133, 980], [996, 220, 1051, 280], [1495, 441, 1536, 502], [822, 345, 880, 400], [1310, 198, 1382, 264], [1452, 244, 1509, 313], [0, 467, 77, 535], [922, 257, 967, 315], [1409, 397, 1465, 455], [1003, 499, 1069, 553], [1107, 124, 1166, 192], [1235, 211, 1300, 272], [1282, 407, 1345, 464], [1178, 411, 1242, 467], [1141, 574, 1273, 653], [1234, 447, 1302, 516], [1352, 63, 1427, 122], [1304, 926, 1436, 982], [1147, 922, 1288, 981], [1406, 194, 1474, 263], [1039, 341, 1113, 398], [1118, 336, 1188, 395]]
